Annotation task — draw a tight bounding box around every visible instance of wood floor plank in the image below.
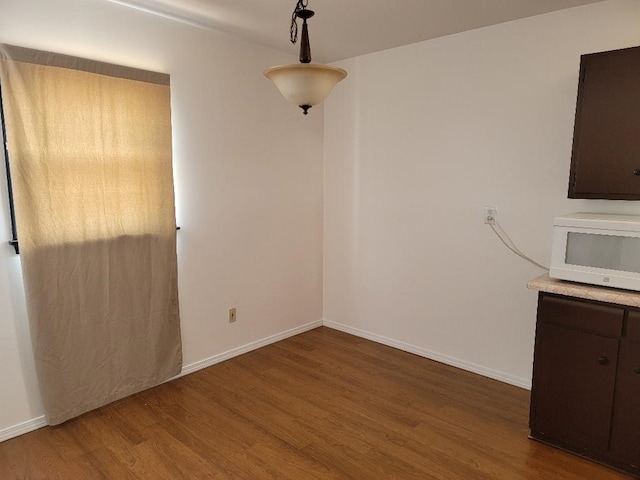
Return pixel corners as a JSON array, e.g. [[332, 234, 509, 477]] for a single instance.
[[0, 327, 632, 479]]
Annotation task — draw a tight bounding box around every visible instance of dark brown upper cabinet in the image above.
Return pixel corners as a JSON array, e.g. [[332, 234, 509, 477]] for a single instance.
[[568, 45, 640, 200]]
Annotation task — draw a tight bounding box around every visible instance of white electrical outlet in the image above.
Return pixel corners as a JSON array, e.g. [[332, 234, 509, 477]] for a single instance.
[[484, 206, 497, 225]]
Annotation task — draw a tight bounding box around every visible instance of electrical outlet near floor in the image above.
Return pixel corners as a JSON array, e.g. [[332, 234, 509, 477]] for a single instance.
[[228, 307, 237, 323], [484, 206, 497, 225]]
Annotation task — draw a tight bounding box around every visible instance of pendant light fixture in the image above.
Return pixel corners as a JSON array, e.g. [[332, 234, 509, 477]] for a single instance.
[[264, 0, 347, 115]]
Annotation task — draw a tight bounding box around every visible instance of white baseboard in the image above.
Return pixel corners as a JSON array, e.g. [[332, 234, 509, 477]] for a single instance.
[[322, 319, 532, 390], [176, 319, 323, 378], [1, 318, 528, 442], [0, 416, 47, 443], [0, 319, 323, 443]]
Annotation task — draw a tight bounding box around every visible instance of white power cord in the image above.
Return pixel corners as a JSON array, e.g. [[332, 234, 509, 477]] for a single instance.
[[488, 220, 548, 271]]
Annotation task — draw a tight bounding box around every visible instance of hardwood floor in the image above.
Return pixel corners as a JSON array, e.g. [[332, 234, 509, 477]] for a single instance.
[[0, 327, 632, 479]]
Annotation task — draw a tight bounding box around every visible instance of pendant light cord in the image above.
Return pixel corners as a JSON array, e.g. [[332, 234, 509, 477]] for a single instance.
[[290, 0, 309, 44]]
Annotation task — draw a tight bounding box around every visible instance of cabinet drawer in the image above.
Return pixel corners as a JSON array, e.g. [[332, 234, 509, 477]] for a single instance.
[[539, 294, 623, 337], [627, 311, 640, 341]]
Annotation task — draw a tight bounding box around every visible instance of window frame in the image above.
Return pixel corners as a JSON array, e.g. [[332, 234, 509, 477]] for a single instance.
[[0, 79, 19, 254]]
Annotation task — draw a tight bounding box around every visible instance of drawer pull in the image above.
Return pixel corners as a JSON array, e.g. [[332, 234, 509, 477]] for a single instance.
[[634, 367, 640, 374], [598, 356, 608, 366], [634, 169, 640, 176]]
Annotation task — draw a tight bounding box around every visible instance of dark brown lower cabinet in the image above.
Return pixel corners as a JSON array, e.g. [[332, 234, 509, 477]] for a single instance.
[[530, 293, 640, 477], [610, 312, 640, 468]]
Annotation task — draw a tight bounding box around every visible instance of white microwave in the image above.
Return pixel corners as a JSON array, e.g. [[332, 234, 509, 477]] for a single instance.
[[550, 212, 640, 291]]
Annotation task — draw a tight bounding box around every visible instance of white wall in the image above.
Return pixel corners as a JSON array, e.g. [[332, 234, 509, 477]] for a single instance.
[[323, 0, 640, 388], [0, 0, 324, 436]]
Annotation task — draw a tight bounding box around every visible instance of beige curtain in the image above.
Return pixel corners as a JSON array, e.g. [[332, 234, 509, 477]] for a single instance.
[[0, 45, 182, 425]]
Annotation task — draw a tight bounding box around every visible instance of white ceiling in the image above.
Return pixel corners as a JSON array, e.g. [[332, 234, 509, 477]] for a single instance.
[[108, 0, 606, 63]]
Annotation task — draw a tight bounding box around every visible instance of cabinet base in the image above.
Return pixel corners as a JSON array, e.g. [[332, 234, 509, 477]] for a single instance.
[[529, 431, 639, 479]]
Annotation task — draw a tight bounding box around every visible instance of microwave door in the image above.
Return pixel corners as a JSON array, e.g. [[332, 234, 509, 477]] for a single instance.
[[566, 232, 640, 274]]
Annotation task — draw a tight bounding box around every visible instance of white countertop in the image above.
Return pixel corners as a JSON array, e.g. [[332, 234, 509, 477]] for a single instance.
[[527, 273, 640, 308]]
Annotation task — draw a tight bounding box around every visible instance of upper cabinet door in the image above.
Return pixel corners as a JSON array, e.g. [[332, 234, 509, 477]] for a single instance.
[[569, 45, 640, 199]]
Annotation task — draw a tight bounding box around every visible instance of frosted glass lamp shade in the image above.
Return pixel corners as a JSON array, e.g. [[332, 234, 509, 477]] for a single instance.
[[264, 63, 347, 114]]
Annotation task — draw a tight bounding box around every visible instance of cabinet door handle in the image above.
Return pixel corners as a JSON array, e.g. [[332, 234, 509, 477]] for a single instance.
[[634, 367, 640, 374], [598, 356, 608, 365], [634, 169, 640, 176]]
